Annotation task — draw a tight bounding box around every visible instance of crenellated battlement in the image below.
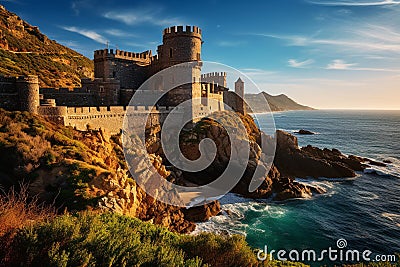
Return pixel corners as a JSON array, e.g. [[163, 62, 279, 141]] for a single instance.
[[163, 25, 202, 38], [201, 72, 227, 79], [201, 72, 227, 88], [94, 49, 152, 62], [63, 105, 183, 115]]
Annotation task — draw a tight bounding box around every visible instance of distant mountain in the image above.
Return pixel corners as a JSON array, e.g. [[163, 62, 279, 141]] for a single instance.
[[0, 5, 93, 88], [245, 92, 314, 113]]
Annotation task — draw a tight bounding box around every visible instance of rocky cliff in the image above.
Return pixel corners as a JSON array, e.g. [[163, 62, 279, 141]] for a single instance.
[[0, 109, 219, 233], [168, 112, 379, 201], [0, 5, 93, 88], [170, 112, 325, 201]]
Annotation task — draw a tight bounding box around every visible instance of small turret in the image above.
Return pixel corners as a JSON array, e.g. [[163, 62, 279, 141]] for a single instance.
[[17, 75, 39, 114], [235, 77, 245, 115]]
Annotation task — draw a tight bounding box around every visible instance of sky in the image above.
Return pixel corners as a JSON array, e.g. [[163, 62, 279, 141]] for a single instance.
[[1, 0, 400, 110]]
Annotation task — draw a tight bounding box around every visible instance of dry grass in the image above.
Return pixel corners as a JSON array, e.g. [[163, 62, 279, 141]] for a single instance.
[[0, 184, 55, 265], [0, 184, 55, 236]]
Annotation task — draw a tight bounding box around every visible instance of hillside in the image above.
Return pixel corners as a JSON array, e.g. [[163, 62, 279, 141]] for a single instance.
[[245, 92, 314, 113], [0, 5, 93, 88]]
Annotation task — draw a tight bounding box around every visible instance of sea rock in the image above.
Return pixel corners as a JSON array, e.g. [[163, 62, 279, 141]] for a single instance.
[[183, 201, 221, 222], [297, 129, 315, 135], [272, 177, 326, 201], [365, 158, 387, 167], [274, 130, 365, 178]]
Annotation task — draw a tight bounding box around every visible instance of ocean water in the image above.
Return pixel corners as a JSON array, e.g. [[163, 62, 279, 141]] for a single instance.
[[194, 110, 400, 263]]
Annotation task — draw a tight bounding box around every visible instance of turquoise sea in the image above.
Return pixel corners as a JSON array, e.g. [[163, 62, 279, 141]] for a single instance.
[[195, 110, 400, 264]]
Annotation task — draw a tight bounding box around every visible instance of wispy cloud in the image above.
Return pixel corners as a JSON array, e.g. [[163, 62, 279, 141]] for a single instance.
[[240, 68, 277, 77], [256, 27, 400, 53], [103, 8, 183, 27], [288, 59, 314, 68], [104, 29, 137, 38], [326, 59, 400, 72], [307, 0, 400, 6], [326, 59, 357, 69], [61, 26, 107, 44]]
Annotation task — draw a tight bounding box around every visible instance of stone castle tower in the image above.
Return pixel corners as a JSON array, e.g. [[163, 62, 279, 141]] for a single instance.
[[157, 26, 203, 109], [235, 78, 245, 115], [158, 26, 202, 68], [17, 75, 39, 114], [88, 25, 204, 109]]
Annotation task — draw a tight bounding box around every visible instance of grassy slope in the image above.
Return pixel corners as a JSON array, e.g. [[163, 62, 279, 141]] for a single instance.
[[0, 5, 93, 88], [0, 108, 120, 208]]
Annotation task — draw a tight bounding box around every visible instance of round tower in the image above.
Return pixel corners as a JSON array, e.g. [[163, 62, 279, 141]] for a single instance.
[[17, 75, 40, 114], [159, 25, 202, 68]]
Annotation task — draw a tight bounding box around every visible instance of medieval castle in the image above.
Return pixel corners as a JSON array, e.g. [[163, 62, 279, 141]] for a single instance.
[[0, 26, 245, 134]]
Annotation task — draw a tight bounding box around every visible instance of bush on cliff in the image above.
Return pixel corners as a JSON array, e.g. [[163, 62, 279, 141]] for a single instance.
[[1, 212, 309, 267]]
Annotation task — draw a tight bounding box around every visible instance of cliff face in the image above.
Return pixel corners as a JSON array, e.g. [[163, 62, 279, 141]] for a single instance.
[[245, 92, 314, 112], [0, 5, 93, 88], [0, 109, 220, 233], [173, 112, 323, 200], [170, 112, 373, 201]]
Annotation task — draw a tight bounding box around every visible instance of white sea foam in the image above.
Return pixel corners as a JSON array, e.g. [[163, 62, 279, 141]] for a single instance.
[[361, 155, 400, 178], [192, 194, 287, 236], [364, 165, 400, 178]]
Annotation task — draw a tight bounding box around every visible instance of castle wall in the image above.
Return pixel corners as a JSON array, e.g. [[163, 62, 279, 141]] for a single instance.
[[40, 87, 99, 107], [0, 93, 19, 111], [63, 106, 127, 134], [223, 91, 239, 112], [37, 106, 67, 125], [40, 106, 178, 135], [0, 76, 19, 110], [207, 92, 224, 113], [94, 49, 152, 90], [80, 78, 121, 106], [201, 72, 227, 88]]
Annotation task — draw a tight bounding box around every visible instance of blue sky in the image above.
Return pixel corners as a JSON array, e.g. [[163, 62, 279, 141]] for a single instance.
[[2, 0, 400, 109]]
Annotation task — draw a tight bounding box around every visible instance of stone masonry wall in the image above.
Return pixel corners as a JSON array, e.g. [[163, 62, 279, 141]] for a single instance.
[[38, 106, 182, 135]]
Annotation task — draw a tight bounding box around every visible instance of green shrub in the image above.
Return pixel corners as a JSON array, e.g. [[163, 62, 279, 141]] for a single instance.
[[4, 213, 204, 267], [2, 212, 315, 267]]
